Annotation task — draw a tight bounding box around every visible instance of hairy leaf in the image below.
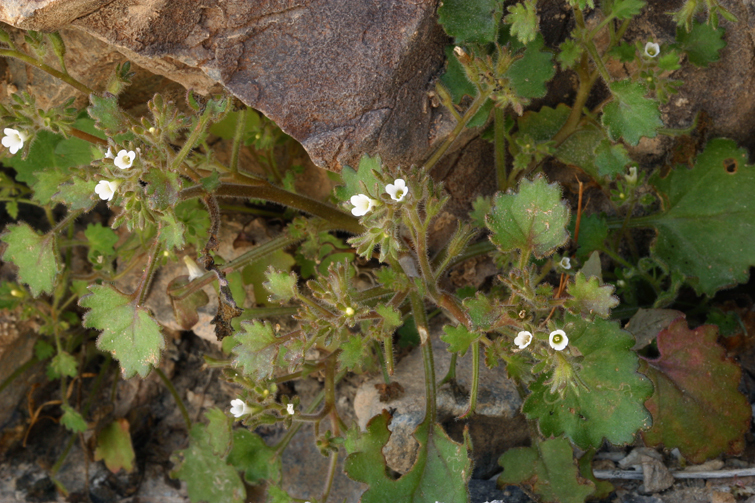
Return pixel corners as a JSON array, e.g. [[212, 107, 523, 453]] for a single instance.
[[231, 320, 281, 381], [565, 272, 619, 319], [505, 0, 539, 44], [80, 284, 164, 379], [523, 316, 653, 449], [675, 21, 726, 67], [48, 351, 78, 379], [437, 0, 503, 43], [263, 268, 298, 303], [1, 223, 59, 297], [441, 324, 478, 356], [60, 404, 88, 433], [334, 154, 383, 202], [242, 249, 295, 306], [171, 423, 245, 503], [506, 34, 555, 99], [94, 419, 136, 474], [640, 317, 751, 463], [344, 410, 471, 503], [227, 429, 281, 485], [647, 138, 755, 295], [498, 437, 594, 503], [602, 81, 662, 145], [486, 176, 570, 258]]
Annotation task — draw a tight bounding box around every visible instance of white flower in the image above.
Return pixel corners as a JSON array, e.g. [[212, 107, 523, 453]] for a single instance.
[[230, 399, 250, 418], [183, 256, 204, 281], [2, 128, 28, 154], [559, 257, 571, 270], [113, 149, 136, 170], [286, 403, 295, 415], [625, 166, 638, 185], [385, 178, 409, 202], [350, 194, 376, 216], [104, 147, 114, 159], [644, 42, 660, 58], [514, 331, 533, 349], [94, 180, 119, 201], [549, 330, 568, 351]]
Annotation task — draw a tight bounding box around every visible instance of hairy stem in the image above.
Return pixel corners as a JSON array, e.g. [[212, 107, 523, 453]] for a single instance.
[[179, 182, 363, 235], [411, 290, 436, 425], [155, 367, 192, 431], [0, 49, 94, 96]]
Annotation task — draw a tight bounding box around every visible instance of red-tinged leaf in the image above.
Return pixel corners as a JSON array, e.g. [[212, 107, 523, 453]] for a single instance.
[[94, 419, 136, 474], [640, 317, 751, 463]]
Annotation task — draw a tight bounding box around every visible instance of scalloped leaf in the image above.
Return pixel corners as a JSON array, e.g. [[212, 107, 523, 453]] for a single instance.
[[441, 324, 479, 356], [263, 267, 298, 304], [505, 34, 555, 99], [498, 437, 594, 503], [523, 316, 653, 449], [486, 176, 570, 258], [675, 21, 726, 68], [565, 272, 619, 319], [344, 410, 471, 503], [80, 284, 164, 379], [647, 138, 755, 296], [231, 320, 282, 381], [1, 223, 60, 297], [334, 154, 383, 202], [437, 0, 504, 43], [602, 81, 662, 145], [171, 423, 245, 503], [94, 419, 136, 474], [227, 429, 281, 485], [640, 317, 751, 463]]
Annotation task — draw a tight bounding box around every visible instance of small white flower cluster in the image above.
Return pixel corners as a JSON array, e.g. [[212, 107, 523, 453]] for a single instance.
[[349, 178, 409, 216], [95, 147, 137, 202], [514, 329, 569, 351]]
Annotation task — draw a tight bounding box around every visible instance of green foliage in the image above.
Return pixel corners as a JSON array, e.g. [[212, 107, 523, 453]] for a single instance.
[[523, 316, 653, 449], [171, 423, 245, 503], [505, 0, 539, 44], [486, 176, 570, 258], [505, 34, 555, 99], [231, 320, 282, 381], [605, 0, 647, 20], [242, 249, 295, 306], [60, 404, 87, 433], [641, 318, 751, 463], [48, 351, 78, 379], [647, 138, 755, 296], [437, 0, 503, 44], [334, 154, 382, 203], [80, 285, 165, 379], [498, 437, 595, 503], [675, 21, 726, 67], [94, 418, 136, 473], [227, 429, 281, 485], [1, 223, 59, 297], [263, 268, 298, 303], [85, 223, 118, 265], [441, 324, 478, 355], [602, 81, 662, 145], [344, 411, 472, 503], [565, 272, 619, 319]]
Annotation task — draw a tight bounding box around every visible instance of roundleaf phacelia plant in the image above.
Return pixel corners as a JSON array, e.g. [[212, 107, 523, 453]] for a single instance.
[[0, 3, 751, 503]]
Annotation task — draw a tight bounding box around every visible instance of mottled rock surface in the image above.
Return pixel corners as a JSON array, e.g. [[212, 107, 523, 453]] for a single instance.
[[354, 321, 529, 479]]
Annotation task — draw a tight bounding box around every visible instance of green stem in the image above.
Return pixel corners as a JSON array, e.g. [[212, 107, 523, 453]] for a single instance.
[[437, 352, 457, 386], [0, 49, 94, 95], [155, 367, 192, 431], [0, 197, 46, 209], [229, 109, 246, 174], [410, 291, 436, 425], [460, 341, 480, 418], [179, 182, 363, 235], [374, 340, 391, 383], [424, 89, 493, 171], [321, 450, 339, 503], [494, 106, 508, 191], [170, 111, 213, 173], [407, 208, 439, 300], [384, 334, 395, 377], [136, 239, 163, 306], [551, 58, 600, 146]]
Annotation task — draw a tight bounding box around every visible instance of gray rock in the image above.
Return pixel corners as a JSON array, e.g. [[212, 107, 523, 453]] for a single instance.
[[354, 323, 528, 478]]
